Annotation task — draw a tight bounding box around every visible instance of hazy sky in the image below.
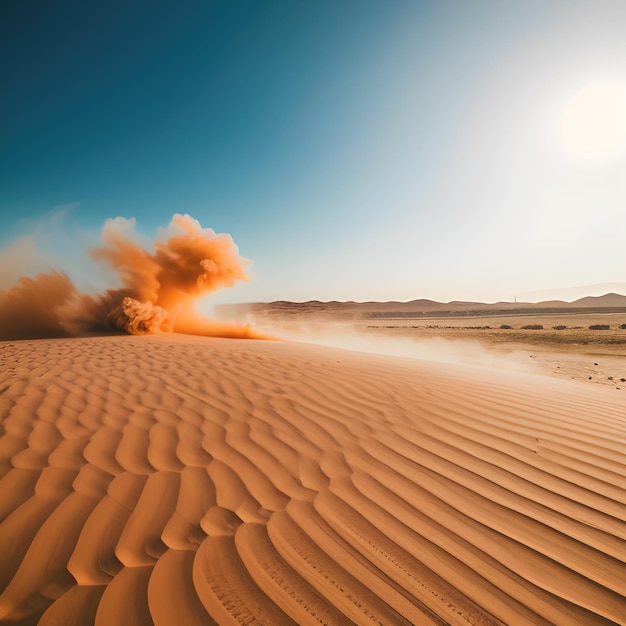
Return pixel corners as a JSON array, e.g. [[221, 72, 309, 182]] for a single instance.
[[1, 0, 625, 306]]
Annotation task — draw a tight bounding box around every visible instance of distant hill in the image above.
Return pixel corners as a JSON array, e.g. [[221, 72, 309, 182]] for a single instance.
[[570, 293, 626, 308], [215, 293, 626, 320]]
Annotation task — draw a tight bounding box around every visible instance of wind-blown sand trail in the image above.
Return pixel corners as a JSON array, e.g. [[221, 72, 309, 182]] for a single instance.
[[0, 334, 624, 625]]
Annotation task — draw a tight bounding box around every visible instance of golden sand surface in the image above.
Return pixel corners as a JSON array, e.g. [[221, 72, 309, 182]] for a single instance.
[[0, 334, 624, 625]]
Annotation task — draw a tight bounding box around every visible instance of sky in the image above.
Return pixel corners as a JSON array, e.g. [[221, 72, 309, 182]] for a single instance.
[[1, 0, 625, 309]]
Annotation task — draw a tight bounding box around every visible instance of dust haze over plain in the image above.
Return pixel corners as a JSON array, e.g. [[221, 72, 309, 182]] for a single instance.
[[220, 310, 548, 377]]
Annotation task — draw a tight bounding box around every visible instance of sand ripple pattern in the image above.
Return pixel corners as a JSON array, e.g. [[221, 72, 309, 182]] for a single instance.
[[0, 335, 624, 625]]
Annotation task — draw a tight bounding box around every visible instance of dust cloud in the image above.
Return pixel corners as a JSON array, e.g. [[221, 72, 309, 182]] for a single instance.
[[0, 214, 264, 340]]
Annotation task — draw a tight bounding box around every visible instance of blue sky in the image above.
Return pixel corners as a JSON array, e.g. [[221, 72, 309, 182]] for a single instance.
[[1, 0, 625, 306]]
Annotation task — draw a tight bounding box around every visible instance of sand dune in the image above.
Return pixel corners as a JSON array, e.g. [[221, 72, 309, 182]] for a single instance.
[[0, 335, 624, 625]]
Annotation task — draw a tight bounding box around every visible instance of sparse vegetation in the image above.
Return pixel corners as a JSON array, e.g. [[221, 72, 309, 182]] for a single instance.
[[364, 312, 626, 354]]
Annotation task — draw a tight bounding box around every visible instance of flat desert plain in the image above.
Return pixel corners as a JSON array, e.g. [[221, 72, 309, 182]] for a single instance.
[[0, 332, 624, 625], [358, 311, 626, 388]]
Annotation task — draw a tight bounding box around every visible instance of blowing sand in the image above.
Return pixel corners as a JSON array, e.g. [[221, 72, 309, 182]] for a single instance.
[[0, 334, 624, 625]]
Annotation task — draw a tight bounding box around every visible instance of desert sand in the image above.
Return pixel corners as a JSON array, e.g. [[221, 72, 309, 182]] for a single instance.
[[0, 333, 624, 625]]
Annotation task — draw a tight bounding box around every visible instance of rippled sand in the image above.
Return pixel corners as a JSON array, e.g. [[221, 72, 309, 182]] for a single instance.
[[0, 335, 624, 625]]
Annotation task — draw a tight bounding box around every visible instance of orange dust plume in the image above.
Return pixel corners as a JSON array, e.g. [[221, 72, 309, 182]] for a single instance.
[[0, 214, 266, 340]]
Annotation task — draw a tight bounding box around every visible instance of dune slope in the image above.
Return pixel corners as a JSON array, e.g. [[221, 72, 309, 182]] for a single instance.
[[0, 335, 624, 625]]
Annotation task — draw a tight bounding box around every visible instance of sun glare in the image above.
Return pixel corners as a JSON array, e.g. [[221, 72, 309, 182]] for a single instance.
[[557, 80, 626, 160]]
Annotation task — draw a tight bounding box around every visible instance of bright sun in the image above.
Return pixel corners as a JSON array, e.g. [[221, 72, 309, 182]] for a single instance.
[[558, 80, 626, 160]]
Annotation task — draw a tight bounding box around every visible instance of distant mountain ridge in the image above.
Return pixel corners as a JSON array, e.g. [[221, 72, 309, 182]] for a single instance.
[[216, 293, 626, 319]]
